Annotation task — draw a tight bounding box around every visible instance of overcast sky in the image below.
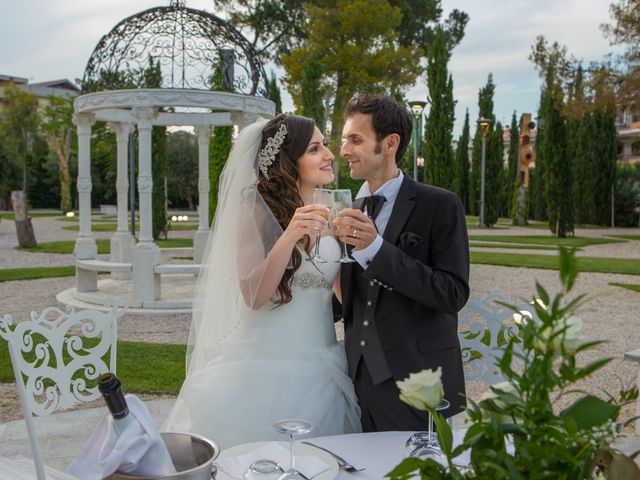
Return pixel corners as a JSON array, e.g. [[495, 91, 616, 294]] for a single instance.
[[1, 0, 620, 136]]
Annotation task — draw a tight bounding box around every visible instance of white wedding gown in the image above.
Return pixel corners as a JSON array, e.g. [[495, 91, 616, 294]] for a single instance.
[[162, 237, 361, 449]]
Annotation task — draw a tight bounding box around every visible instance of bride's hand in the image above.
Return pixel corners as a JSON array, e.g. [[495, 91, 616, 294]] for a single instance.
[[284, 204, 330, 242]]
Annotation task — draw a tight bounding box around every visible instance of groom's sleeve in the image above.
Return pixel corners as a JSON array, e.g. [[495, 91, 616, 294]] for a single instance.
[[364, 192, 470, 314]]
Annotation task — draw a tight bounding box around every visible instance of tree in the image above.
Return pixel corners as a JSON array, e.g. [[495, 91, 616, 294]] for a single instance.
[[41, 95, 75, 213], [452, 110, 470, 212], [267, 70, 283, 114], [483, 121, 503, 227], [167, 131, 198, 209], [423, 27, 455, 189], [299, 55, 326, 129], [0, 85, 40, 198], [540, 68, 574, 237], [470, 74, 495, 216], [506, 111, 520, 222]]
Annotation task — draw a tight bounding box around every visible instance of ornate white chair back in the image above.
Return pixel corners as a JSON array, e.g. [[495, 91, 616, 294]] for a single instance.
[[458, 293, 533, 385], [0, 303, 126, 480]]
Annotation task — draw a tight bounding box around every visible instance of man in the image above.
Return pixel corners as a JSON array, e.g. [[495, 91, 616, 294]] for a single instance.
[[334, 93, 470, 431]]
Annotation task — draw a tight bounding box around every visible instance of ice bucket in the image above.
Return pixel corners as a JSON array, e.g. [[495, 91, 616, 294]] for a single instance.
[[107, 432, 220, 480]]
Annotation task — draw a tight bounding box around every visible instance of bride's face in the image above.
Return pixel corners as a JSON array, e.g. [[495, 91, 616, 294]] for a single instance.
[[297, 127, 335, 187]]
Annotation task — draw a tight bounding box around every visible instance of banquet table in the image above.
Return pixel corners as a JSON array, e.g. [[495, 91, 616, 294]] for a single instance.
[[303, 430, 469, 479]]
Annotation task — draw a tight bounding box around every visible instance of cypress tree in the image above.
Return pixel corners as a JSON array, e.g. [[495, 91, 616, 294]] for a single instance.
[[423, 27, 455, 189], [453, 110, 470, 212], [540, 68, 573, 237], [300, 55, 325, 131], [267, 71, 283, 114], [484, 121, 503, 227], [470, 74, 495, 216], [530, 89, 547, 221]]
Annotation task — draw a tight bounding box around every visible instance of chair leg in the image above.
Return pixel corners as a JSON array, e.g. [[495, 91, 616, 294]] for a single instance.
[[76, 268, 97, 292]]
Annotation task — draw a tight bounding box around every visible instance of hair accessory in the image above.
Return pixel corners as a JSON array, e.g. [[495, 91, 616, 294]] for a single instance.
[[258, 122, 288, 178]]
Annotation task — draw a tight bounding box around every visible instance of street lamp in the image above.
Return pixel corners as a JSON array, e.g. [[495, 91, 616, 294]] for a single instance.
[[477, 117, 493, 228], [408, 100, 427, 181]]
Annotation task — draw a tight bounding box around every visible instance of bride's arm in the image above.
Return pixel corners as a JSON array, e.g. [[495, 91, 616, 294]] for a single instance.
[[333, 269, 342, 304], [241, 204, 329, 310]]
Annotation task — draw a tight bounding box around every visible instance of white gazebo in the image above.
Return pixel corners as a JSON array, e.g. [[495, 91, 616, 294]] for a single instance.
[[63, 1, 275, 311]]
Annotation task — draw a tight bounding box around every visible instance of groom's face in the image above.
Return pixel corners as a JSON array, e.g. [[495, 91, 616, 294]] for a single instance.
[[341, 113, 384, 181]]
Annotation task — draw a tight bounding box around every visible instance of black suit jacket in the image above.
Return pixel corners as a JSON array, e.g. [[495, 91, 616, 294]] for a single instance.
[[341, 175, 470, 415]]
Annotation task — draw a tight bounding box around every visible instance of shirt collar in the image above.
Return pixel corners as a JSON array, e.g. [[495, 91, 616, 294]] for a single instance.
[[356, 170, 404, 204]]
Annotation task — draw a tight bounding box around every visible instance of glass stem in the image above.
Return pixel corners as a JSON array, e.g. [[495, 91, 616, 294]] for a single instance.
[[313, 233, 321, 257], [428, 411, 433, 444], [289, 433, 295, 470]]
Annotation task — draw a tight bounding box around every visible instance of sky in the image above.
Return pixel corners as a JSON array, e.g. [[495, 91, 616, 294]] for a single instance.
[[0, 0, 621, 137]]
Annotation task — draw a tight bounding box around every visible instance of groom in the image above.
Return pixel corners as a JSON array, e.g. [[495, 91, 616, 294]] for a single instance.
[[334, 93, 470, 432]]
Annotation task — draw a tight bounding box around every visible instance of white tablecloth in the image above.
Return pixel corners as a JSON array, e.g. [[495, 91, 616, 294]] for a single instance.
[[307, 430, 469, 479]]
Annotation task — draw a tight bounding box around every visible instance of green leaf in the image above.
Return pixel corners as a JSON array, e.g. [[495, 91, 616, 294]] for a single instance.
[[535, 281, 550, 309], [432, 411, 453, 458], [560, 395, 619, 429], [385, 457, 424, 478], [559, 246, 578, 291], [572, 358, 612, 381]]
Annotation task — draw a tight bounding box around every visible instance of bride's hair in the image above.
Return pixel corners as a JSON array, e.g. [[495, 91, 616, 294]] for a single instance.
[[256, 114, 316, 306]]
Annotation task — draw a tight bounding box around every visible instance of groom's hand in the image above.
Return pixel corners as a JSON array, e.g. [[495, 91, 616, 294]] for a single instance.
[[333, 209, 377, 250]]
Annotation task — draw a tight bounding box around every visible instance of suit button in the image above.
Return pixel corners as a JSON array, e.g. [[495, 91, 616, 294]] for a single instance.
[[366, 300, 372, 306], [369, 281, 375, 287], [360, 340, 366, 347], [363, 320, 370, 327]]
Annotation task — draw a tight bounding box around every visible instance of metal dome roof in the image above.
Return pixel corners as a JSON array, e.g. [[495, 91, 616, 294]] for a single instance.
[[81, 0, 268, 96]]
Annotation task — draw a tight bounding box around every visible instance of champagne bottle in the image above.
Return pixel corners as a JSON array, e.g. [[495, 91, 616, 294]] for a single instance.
[[98, 372, 135, 436]]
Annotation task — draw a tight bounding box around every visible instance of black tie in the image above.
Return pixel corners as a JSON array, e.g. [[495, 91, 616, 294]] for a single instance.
[[362, 194, 386, 221]]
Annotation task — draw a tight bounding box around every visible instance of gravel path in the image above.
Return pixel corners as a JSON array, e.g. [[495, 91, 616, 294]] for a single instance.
[[1, 215, 639, 432]]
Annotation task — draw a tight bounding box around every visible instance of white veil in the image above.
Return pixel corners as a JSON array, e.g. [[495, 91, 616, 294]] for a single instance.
[[186, 118, 284, 374]]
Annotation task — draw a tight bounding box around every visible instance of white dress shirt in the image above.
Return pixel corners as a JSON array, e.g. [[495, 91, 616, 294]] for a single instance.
[[351, 171, 404, 269]]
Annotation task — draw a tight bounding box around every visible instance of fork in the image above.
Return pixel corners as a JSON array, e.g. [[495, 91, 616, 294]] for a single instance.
[[301, 441, 366, 473]]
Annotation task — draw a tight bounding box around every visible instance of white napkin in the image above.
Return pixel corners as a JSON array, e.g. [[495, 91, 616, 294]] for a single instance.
[[68, 394, 176, 479], [216, 442, 330, 479]]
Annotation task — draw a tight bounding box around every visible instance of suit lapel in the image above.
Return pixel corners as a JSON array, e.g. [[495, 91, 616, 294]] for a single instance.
[[382, 175, 416, 245]]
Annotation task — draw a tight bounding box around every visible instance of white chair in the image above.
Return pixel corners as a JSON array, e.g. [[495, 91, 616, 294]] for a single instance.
[[0, 303, 126, 480], [458, 293, 530, 384]]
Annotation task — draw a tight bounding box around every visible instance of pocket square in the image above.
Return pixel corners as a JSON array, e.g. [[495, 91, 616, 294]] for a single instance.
[[399, 232, 423, 250]]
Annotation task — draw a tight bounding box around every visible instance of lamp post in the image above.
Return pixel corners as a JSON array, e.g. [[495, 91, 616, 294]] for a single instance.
[[477, 117, 493, 228], [408, 100, 427, 181]]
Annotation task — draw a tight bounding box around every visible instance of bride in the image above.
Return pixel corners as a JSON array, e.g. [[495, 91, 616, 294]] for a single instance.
[[162, 114, 361, 448]]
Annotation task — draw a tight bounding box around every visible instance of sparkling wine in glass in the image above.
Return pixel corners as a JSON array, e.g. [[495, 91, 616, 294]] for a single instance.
[[331, 189, 356, 263], [273, 419, 313, 480], [406, 398, 450, 461], [306, 189, 333, 264]]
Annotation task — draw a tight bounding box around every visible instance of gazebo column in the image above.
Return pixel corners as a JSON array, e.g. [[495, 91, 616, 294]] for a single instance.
[[72, 113, 98, 291], [131, 108, 160, 305], [193, 125, 211, 264], [109, 122, 135, 280], [231, 111, 259, 131]]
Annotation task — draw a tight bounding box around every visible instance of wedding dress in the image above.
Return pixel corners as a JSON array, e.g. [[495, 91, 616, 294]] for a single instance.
[[163, 236, 361, 448]]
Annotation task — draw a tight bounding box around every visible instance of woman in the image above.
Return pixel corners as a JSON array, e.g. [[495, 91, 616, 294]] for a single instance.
[[162, 115, 361, 448]]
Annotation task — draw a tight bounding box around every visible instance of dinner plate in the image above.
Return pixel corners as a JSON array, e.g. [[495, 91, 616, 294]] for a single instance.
[[215, 440, 339, 480]]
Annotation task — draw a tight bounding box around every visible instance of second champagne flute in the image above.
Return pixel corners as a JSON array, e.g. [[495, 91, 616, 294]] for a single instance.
[[332, 189, 356, 263]]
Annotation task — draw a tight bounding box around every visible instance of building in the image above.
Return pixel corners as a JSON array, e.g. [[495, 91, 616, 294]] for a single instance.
[[0, 73, 79, 111], [616, 106, 640, 165]]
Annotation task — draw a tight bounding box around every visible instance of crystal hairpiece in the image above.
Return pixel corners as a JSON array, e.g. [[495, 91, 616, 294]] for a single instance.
[[258, 122, 287, 178]]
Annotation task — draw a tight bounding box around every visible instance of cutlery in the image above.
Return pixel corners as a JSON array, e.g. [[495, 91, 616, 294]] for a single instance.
[[301, 441, 365, 473]]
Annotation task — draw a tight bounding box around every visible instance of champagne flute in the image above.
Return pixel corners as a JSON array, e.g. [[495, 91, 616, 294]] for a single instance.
[[406, 398, 450, 461], [332, 189, 356, 263], [273, 419, 314, 480], [305, 188, 333, 264]]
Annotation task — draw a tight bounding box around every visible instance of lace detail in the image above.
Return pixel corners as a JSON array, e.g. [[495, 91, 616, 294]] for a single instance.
[[292, 272, 332, 290]]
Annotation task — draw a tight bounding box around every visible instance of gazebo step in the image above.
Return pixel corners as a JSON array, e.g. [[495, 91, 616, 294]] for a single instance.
[[76, 259, 133, 272], [154, 264, 203, 275]]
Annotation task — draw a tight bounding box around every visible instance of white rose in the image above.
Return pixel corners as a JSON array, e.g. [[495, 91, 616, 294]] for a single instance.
[[537, 315, 583, 356], [396, 367, 444, 411]]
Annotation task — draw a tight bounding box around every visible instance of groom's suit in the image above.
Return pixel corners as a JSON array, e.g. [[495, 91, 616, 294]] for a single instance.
[[340, 175, 470, 431]]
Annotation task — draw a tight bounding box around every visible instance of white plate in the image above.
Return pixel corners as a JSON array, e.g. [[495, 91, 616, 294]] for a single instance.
[[216, 440, 339, 480]]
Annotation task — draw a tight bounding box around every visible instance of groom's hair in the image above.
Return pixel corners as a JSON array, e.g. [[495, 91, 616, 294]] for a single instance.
[[345, 94, 412, 163]]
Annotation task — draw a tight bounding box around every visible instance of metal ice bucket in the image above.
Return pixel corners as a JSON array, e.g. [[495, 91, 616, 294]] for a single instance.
[[108, 432, 220, 480]]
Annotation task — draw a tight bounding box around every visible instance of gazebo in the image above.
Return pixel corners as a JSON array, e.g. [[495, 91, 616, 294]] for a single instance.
[[66, 0, 275, 311]]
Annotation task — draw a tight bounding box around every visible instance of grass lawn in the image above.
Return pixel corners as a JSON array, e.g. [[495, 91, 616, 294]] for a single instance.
[[0, 338, 186, 394], [19, 238, 193, 255], [63, 223, 197, 232], [1, 212, 63, 221], [468, 235, 624, 247], [0, 266, 76, 282], [609, 282, 640, 293], [471, 251, 640, 275], [470, 242, 559, 251], [606, 234, 640, 241]]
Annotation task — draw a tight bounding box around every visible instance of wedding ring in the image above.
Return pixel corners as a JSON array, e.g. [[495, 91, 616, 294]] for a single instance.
[[352, 229, 357, 238]]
